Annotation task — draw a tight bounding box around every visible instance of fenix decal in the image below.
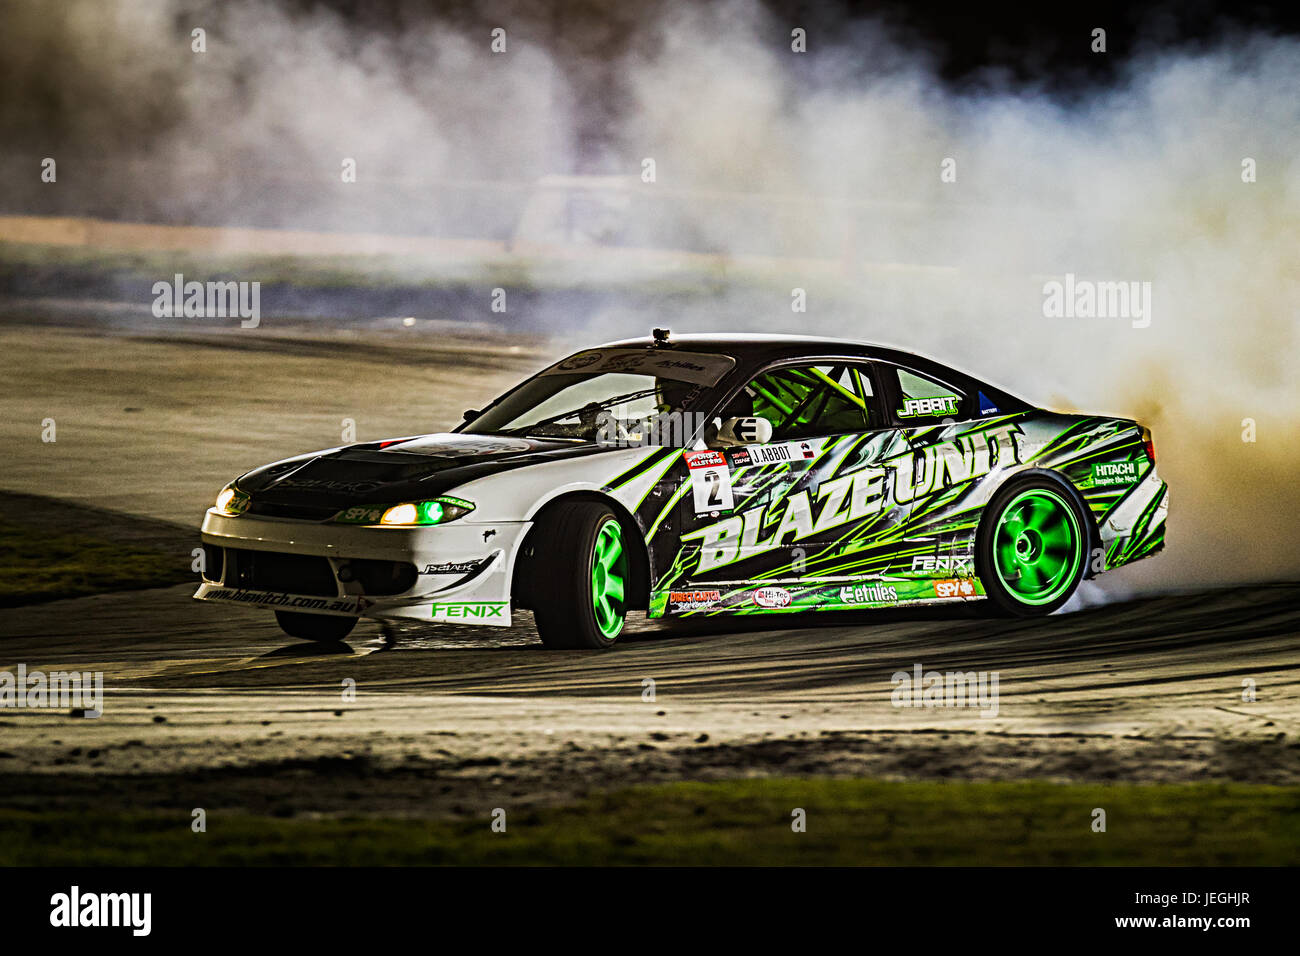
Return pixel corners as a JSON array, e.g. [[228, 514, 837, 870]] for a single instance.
[[912, 555, 974, 574]]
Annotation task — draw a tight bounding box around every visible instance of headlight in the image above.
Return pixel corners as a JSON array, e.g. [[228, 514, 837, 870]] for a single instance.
[[214, 486, 250, 516], [332, 495, 476, 526]]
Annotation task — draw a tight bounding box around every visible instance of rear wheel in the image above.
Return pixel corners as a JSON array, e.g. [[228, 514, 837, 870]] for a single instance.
[[978, 479, 1087, 616], [531, 501, 629, 649], [275, 610, 358, 643]]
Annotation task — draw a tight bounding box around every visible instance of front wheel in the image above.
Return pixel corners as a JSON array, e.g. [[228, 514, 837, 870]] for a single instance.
[[275, 610, 358, 642], [531, 501, 629, 649], [978, 479, 1087, 616]]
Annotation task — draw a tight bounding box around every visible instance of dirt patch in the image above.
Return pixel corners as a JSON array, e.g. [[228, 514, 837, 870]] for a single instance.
[[3, 731, 1298, 820]]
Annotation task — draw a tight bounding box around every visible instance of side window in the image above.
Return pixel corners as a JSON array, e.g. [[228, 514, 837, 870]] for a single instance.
[[892, 368, 967, 423], [736, 363, 881, 440]]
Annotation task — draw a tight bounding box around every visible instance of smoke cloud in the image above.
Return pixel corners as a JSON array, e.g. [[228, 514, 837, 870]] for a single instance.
[[2, 0, 1298, 590]]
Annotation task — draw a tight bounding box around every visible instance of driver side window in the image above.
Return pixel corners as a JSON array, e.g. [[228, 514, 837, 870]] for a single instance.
[[739, 363, 880, 441]]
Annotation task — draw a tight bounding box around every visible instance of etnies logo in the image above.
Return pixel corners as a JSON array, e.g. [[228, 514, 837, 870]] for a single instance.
[[50, 886, 151, 936]]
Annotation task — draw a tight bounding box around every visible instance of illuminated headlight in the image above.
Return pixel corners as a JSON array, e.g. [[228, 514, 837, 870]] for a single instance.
[[214, 486, 250, 516], [332, 495, 476, 526]]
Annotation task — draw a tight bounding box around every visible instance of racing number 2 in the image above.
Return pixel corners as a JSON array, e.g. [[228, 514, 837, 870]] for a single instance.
[[684, 450, 735, 515], [703, 470, 722, 506]]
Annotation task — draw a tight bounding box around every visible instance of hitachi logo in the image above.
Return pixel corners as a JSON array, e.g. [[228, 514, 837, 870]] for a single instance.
[[684, 424, 1021, 574]]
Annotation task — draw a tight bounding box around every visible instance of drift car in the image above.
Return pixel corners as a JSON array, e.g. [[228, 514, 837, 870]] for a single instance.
[[195, 331, 1167, 647]]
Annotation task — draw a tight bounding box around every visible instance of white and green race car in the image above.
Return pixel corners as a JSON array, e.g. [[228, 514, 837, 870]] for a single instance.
[[195, 331, 1168, 647]]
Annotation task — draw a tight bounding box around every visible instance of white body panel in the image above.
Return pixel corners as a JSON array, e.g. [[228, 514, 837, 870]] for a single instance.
[[194, 443, 678, 623]]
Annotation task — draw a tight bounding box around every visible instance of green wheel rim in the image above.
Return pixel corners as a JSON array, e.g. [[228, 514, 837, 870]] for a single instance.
[[591, 518, 626, 639], [992, 489, 1083, 606]]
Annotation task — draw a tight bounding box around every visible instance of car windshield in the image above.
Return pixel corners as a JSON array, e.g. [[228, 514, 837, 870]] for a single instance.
[[466, 348, 736, 444]]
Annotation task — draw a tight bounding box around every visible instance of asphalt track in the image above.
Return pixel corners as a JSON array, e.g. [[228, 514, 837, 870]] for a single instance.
[[1, 314, 1298, 815]]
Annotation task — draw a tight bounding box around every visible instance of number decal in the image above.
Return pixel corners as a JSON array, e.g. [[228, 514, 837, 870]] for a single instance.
[[704, 471, 722, 506], [684, 450, 735, 515]]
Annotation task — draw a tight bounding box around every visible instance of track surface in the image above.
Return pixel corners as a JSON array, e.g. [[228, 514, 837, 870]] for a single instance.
[[1, 577, 1298, 815], [1, 317, 1298, 816]]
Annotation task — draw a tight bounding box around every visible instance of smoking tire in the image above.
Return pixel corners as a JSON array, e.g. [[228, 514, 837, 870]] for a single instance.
[[977, 476, 1088, 617], [275, 610, 358, 642], [531, 501, 628, 649]]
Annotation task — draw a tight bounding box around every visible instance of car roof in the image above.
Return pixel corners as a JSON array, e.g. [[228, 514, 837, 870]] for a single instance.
[[598, 331, 924, 365], [593, 332, 1031, 410]]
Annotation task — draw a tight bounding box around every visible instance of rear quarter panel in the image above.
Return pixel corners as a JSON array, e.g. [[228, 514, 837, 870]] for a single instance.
[[902, 411, 1167, 581]]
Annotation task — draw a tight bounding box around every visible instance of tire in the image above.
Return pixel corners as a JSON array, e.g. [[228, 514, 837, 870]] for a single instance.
[[275, 610, 358, 642], [531, 501, 629, 649], [977, 477, 1088, 617]]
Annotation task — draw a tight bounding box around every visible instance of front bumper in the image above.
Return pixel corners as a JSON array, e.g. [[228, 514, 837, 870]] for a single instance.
[[193, 509, 528, 623]]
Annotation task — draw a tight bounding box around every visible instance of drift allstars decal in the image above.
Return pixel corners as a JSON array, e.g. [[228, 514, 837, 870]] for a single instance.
[[684, 450, 734, 515], [683, 423, 1022, 574]]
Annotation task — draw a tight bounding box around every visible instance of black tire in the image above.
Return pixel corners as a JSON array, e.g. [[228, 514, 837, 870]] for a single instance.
[[530, 501, 629, 649], [977, 476, 1089, 617], [275, 610, 358, 642]]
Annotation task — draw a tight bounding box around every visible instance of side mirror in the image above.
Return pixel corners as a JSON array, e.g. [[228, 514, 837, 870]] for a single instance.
[[462, 409, 480, 422], [712, 416, 772, 447]]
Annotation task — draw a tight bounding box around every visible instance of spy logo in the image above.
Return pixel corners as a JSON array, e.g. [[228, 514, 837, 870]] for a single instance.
[[933, 578, 976, 598]]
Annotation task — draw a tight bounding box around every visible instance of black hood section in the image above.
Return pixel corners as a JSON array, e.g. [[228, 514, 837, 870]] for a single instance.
[[237, 433, 604, 519]]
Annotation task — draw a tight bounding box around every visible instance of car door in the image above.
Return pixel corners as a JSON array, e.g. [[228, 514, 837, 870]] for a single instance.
[[661, 360, 917, 615], [876, 361, 994, 597]]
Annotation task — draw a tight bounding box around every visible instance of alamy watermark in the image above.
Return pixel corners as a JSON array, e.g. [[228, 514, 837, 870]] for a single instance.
[[596, 410, 710, 447], [891, 662, 999, 717], [50, 886, 150, 936], [152, 273, 260, 328], [1042, 273, 1151, 328], [0, 664, 103, 716]]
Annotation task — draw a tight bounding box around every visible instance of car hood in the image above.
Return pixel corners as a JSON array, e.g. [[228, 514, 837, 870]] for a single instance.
[[235, 433, 600, 519]]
